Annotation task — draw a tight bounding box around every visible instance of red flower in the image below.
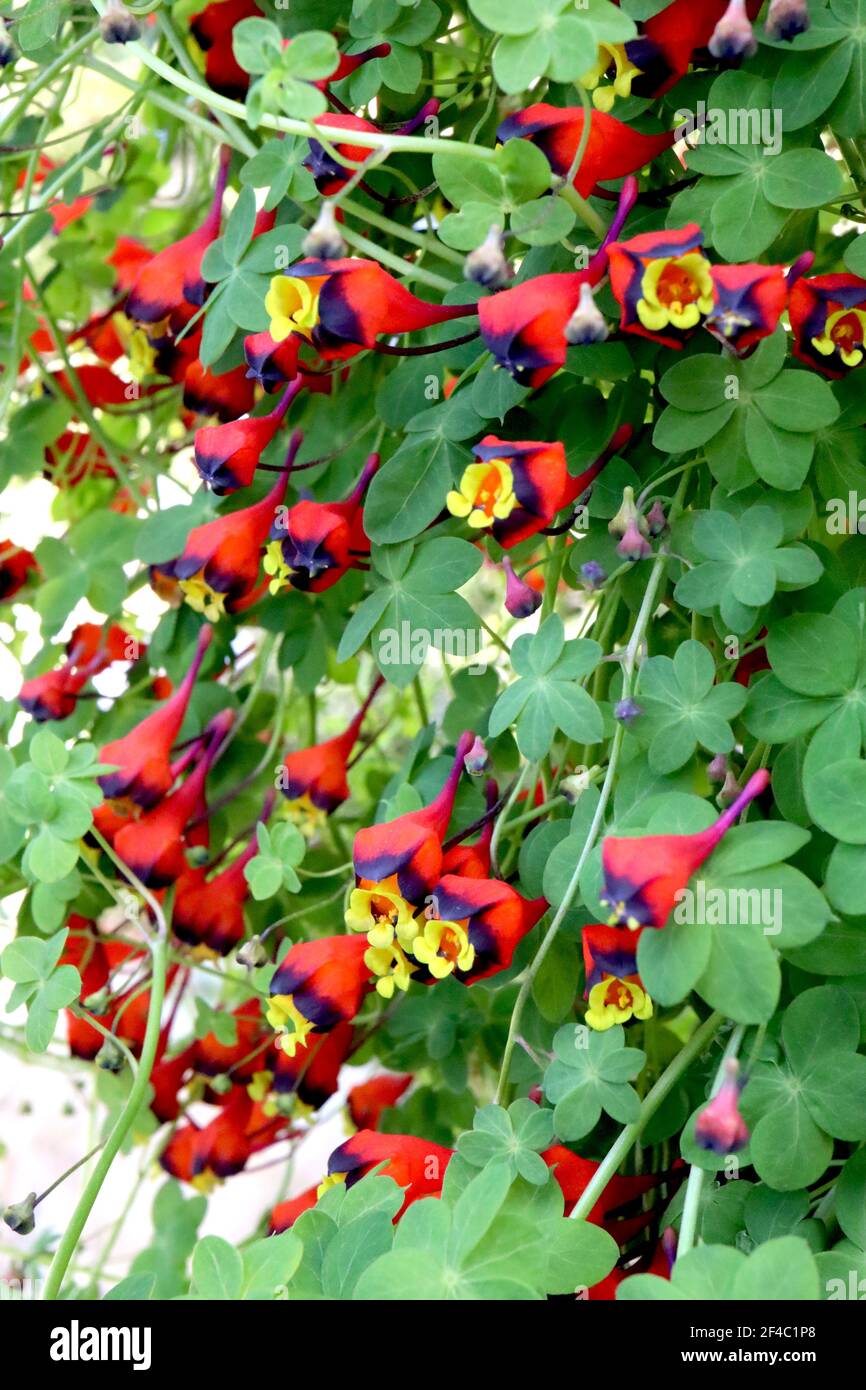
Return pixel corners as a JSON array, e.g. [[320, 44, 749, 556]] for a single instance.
[[269, 1185, 319, 1233], [107, 237, 154, 293], [695, 1058, 749, 1153], [497, 104, 674, 199], [190, 0, 263, 100], [97, 626, 212, 808], [608, 222, 714, 348], [19, 623, 133, 722], [194, 380, 300, 494], [182, 356, 257, 422], [194, 999, 269, 1083], [0, 540, 38, 601], [277, 676, 383, 827], [112, 711, 233, 886], [324, 1131, 453, 1216], [126, 146, 231, 331], [172, 829, 263, 957], [265, 257, 476, 360], [478, 179, 637, 385], [161, 1087, 285, 1189], [582, 923, 652, 1030], [415, 873, 548, 984], [347, 1072, 413, 1131], [615, 0, 763, 101], [152, 447, 297, 620], [150, 1043, 197, 1124], [304, 101, 437, 195], [243, 330, 302, 391], [705, 253, 813, 356], [599, 769, 770, 930], [267, 935, 372, 1057], [266, 1020, 356, 1111], [789, 272, 866, 377], [543, 1144, 678, 1242], [264, 451, 380, 593], [351, 732, 474, 905], [447, 425, 631, 548]]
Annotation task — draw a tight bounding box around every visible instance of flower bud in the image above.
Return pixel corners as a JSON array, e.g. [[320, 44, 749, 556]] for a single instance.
[[695, 1058, 749, 1154], [706, 753, 729, 783], [0, 20, 15, 67], [503, 557, 542, 620], [463, 735, 489, 777], [2, 1194, 36, 1236], [100, 1, 141, 44], [302, 201, 346, 261], [617, 519, 653, 562], [645, 499, 667, 536], [564, 282, 608, 346], [209, 1073, 233, 1095], [765, 0, 810, 41], [560, 767, 594, 803], [237, 935, 268, 969], [82, 988, 109, 1016], [717, 768, 742, 808], [614, 697, 642, 725], [608, 486, 645, 540], [580, 559, 607, 590], [96, 1038, 125, 1072], [708, 0, 757, 58], [464, 225, 512, 290]]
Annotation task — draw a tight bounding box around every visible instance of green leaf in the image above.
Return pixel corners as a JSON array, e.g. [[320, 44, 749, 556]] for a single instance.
[[762, 149, 843, 209], [191, 1236, 244, 1300]]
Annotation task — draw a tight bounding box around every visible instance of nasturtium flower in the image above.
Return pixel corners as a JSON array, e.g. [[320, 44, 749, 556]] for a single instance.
[[278, 677, 382, 822], [542, 1144, 672, 1241], [172, 811, 270, 957], [126, 146, 230, 331], [410, 914, 475, 979], [608, 223, 714, 348], [267, 1021, 355, 1112], [266, 257, 476, 360], [599, 768, 770, 930], [478, 178, 637, 386], [695, 1059, 750, 1154], [161, 1087, 284, 1190], [97, 625, 212, 809], [789, 272, 866, 377], [19, 622, 132, 723], [346, 883, 418, 950], [112, 712, 233, 887], [592, 0, 763, 104], [189, 0, 264, 101], [352, 731, 474, 905], [269, 1186, 319, 1233], [497, 104, 674, 199], [305, 100, 435, 194], [347, 1072, 413, 1131], [423, 874, 548, 985], [705, 254, 813, 356], [193, 999, 266, 1083], [324, 1131, 454, 1218], [152, 453, 295, 621], [264, 451, 380, 593], [0, 539, 38, 601], [446, 455, 516, 529], [582, 924, 653, 1031], [243, 329, 302, 391], [194, 381, 300, 494], [182, 356, 256, 423], [267, 934, 371, 1056]]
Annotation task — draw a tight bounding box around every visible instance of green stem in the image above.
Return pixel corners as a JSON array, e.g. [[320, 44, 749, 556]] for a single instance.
[[678, 1024, 744, 1256], [570, 1012, 725, 1222], [42, 935, 168, 1300]]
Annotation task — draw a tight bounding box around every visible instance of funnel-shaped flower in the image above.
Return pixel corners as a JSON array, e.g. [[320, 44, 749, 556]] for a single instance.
[[695, 1058, 749, 1153], [599, 769, 770, 930], [19, 622, 132, 722], [790, 272, 866, 377], [243, 330, 302, 391], [172, 835, 262, 957], [194, 999, 267, 1083], [265, 257, 475, 360], [417, 873, 548, 984], [277, 676, 383, 824], [705, 254, 813, 356], [97, 626, 212, 808], [264, 451, 380, 593], [266, 1020, 355, 1111], [304, 99, 435, 194], [112, 712, 232, 886], [161, 1087, 284, 1190], [351, 732, 475, 905], [183, 356, 257, 422], [267, 934, 371, 1057], [324, 1131, 453, 1217], [152, 448, 297, 620], [194, 380, 300, 494], [478, 179, 637, 385], [608, 223, 714, 348], [190, 0, 263, 100], [126, 147, 231, 329], [498, 105, 674, 199], [613, 0, 762, 101], [0, 540, 37, 601], [347, 1072, 413, 1131], [582, 923, 652, 1031]]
